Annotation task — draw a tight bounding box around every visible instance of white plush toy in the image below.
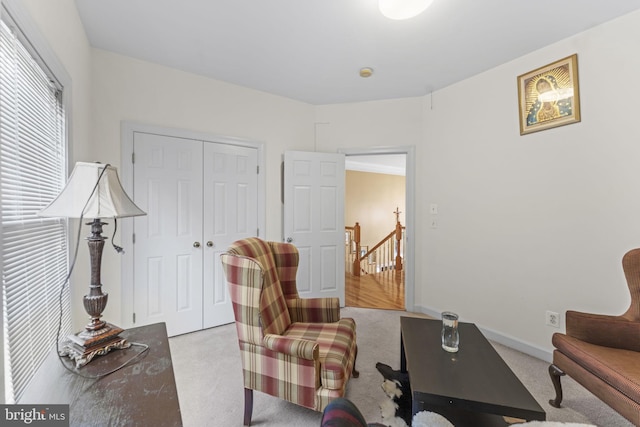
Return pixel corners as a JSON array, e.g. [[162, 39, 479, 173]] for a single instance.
[[411, 411, 455, 427]]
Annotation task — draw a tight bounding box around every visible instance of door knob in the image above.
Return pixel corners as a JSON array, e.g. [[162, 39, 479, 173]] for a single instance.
[[286, 237, 293, 243], [206, 241, 214, 247], [193, 242, 201, 248]]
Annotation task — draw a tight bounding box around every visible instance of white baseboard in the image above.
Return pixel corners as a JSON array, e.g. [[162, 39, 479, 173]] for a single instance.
[[414, 305, 553, 363]]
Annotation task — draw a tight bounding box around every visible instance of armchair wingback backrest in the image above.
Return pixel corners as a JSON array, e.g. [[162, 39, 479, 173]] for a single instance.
[[622, 248, 640, 320], [219, 254, 264, 345], [267, 240, 300, 300], [222, 238, 292, 340]]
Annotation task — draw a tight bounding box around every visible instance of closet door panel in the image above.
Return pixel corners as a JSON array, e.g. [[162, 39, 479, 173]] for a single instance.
[[133, 132, 203, 336], [203, 143, 258, 328]]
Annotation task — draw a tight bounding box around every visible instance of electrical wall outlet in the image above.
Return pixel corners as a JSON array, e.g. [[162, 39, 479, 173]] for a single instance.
[[546, 310, 560, 328]]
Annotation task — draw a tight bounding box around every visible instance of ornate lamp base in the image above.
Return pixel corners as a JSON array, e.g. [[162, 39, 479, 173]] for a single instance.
[[59, 323, 131, 368]]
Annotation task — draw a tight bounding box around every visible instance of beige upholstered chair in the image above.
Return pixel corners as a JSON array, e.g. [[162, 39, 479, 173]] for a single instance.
[[549, 248, 640, 425], [220, 237, 359, 426]]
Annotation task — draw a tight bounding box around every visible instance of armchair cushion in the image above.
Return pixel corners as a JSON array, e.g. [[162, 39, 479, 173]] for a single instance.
[[284, 319, 357, 391], [552, 333, 640, 405]]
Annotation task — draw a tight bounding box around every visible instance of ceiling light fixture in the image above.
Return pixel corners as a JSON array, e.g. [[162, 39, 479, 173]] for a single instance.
[[359, 67, 374, 78], [379, 0, 434, 20]]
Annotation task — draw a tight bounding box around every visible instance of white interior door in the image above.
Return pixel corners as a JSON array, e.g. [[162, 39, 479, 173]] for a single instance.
[[203, 142, 258, 328], [283, 151, 345, 304], [133, 132, 204, 336]]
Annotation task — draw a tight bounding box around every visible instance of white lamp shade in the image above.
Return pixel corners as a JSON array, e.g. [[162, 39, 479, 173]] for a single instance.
[[379, 0, 434, 20], [39, 162, 146, 219]]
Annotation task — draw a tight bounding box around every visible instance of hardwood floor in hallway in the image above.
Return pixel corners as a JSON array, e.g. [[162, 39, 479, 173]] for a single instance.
[[345, 270, 405, 310]]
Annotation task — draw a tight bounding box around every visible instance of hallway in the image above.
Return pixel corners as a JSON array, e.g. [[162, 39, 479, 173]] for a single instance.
[[345, 271, 405, 310]]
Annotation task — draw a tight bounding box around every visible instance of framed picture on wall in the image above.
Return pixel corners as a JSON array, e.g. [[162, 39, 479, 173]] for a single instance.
[[517, 54, 581, 135]]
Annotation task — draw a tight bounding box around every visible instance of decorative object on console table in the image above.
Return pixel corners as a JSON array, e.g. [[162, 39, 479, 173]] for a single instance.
[[517, 54, 581, 135], [39, 162, 146, 367]]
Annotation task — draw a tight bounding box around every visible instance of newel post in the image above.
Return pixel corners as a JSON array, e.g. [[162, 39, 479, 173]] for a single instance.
[[352, 222, 361, 277], [394, 207, 403, 271]]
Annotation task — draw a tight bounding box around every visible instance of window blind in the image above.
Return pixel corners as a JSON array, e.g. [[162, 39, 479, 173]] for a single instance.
[[0, 16, 71, 403]]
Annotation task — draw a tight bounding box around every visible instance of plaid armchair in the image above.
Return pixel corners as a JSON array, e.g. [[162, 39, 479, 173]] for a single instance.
[[220, 237, 359, 426]]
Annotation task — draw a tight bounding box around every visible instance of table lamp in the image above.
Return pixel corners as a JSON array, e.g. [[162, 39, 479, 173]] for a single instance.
[[39, 162, 146, 367]]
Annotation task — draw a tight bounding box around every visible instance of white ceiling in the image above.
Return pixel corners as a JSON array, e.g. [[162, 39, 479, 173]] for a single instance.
[[75, 0, 640, 105]]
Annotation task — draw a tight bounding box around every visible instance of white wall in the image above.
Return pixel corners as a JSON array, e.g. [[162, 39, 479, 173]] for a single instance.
[[317, 10, 640, 360], [90, 50, 316, 326], [419, 9, 640, 359]]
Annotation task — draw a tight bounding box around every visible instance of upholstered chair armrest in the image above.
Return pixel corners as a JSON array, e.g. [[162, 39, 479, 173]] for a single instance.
[[286, 297, 341, 323], [565, 310, 640, 352], [263, 334, 319, 360]]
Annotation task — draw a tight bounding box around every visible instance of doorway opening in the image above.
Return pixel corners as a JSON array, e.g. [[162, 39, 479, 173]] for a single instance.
[[340, 147, 414, 312]]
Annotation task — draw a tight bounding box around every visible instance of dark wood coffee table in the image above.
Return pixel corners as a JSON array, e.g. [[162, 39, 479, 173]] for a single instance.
[[400, 316, 545, 426]]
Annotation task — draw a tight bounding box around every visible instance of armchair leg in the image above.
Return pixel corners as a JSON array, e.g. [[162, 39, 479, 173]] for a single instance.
[[352, 345, 360, 378], [548, 364, 565, 408], [244, 388, 253, 426]]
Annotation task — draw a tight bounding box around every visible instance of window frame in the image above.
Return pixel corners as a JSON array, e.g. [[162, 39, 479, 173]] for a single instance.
[[0, 0, 72, 404]]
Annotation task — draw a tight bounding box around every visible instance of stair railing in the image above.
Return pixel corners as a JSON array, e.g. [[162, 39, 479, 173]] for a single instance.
[[346, 214, 405, 276]]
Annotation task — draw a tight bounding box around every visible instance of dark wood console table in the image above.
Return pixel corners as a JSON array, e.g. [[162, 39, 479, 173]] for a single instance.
[[20, 322, 182, 426]]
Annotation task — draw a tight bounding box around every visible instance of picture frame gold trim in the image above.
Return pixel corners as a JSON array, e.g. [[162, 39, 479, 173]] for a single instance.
[[517, 54, 581, 135]]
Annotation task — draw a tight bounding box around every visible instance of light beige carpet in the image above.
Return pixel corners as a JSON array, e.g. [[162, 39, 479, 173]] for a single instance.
[[169, 308, 632, 426]]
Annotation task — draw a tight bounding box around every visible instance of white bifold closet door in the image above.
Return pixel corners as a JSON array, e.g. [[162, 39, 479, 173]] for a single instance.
[[132, 132, 258, 336]]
